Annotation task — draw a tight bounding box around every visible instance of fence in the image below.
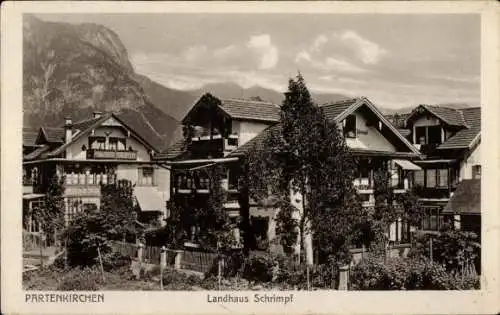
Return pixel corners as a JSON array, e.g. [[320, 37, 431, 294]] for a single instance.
[[23, 230, 46, 251], [111, 241, 138, 258], [181, 250, 219, 273], [110, 241, 216, 273]]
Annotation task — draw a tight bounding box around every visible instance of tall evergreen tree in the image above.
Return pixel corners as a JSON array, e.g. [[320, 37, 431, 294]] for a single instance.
[[247, 73, 364, 264]]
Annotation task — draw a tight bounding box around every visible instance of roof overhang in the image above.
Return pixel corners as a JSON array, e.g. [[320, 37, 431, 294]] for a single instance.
[[393, 159, 422, 170], [335, 97, 422, 156], [23, 158, 158, 165]]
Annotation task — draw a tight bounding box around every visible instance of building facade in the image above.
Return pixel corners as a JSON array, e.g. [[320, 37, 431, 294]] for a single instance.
[[22, 112, 170, 238], [386, 105, 481, 233], [157, 95, 423, 258]]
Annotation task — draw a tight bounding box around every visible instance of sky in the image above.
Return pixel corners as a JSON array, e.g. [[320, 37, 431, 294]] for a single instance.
[[37, 13, 480, 109]]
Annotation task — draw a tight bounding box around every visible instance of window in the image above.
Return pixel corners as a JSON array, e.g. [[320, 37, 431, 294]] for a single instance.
[[414, 170, 425, 186], [344, 115, 356, 138], [89, 137, 105, 150], [415, 127, 427, 144], [426, 169, 436, 188], [421, 207, 442, 231], [473, 165, 481, 179], [427, 125, 442, 145], [138, 167, 154, 186], [437, 169, 448, 187], [109, 137, 126, 151]]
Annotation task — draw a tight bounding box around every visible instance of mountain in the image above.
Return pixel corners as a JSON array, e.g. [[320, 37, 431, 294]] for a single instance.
[[23, 15, 179, 151]]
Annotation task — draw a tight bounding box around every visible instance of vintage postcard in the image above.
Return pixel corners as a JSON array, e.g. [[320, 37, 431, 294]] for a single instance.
[[2, 1, 499, 314]]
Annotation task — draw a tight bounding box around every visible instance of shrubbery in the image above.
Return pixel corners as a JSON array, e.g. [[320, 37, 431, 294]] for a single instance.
[[238, 252, 338, 289], [409, 230, 480, 274], [350, 256, 480, 290], [56, 267, 103, 291]]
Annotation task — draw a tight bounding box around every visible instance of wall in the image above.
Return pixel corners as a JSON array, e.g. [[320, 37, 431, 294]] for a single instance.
[[66, 125, 152, 162], [155, 167, 171, 218], [344, 111, 397, 152], [413, 116, 441, 127], [460, 142, 481, 180], [116, 164, 139, 184], [234, 120, 272, 147]]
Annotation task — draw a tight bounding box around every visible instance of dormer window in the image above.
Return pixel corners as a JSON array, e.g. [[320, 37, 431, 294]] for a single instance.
[[344, 115, 357, 138], [415, 125, 442, 145]]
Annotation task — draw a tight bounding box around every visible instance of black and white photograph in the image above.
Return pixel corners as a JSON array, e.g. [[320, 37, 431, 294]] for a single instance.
[[19, 11, 484, 292], [2, 2, 499, 314]]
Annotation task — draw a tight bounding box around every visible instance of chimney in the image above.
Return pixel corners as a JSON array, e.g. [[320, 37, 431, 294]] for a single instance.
[[93, 111, 103, 119], [64, 116, 73, 144]]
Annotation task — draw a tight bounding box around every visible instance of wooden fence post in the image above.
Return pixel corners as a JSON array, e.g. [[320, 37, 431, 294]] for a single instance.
[[160, 246, 166, 290]]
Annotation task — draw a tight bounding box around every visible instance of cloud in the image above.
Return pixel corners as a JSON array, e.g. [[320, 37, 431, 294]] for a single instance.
[[296, 48, 368, 74], [337, 30, 388, 65], [247, 34, 279, 70], [295, 31, 387, 74]]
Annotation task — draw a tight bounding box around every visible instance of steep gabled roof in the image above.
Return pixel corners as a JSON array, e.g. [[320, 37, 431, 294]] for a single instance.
[[438, 107, 481, 150], [23, 127, 39, 147], [43, 113, 159, 158], [39, 127, 65, 143], [321, 98, 359, 121], [406, 104, 468, 128], [442, 179, 480, 215], [321, 97, 420, 155], [230, 97, 421, 157], [219, 98, 281, 123], [24, 144, 51, 161]]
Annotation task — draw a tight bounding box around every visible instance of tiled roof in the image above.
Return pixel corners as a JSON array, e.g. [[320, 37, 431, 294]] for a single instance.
[[72, 116, 103, 133], [155, 139, 186, 161], [442, 179, 480, 214], [384, 113, 411, 128], [321, 98, 359, 121], [24, 144, 51, 160], [23, 127, 38, 147], [219, 99, 281, 122], [44, 112, 161, 158], [439, 107, 481, 150], [408, 105, 468, 127], [41, 127, 65, 143], [228, 124, 282, 157]]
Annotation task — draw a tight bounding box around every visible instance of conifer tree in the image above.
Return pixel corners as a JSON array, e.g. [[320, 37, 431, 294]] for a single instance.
[[247, 73, 364, 264]]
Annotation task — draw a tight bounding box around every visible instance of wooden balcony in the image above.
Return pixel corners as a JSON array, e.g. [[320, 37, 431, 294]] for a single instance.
[[87, 149, 137, 160]]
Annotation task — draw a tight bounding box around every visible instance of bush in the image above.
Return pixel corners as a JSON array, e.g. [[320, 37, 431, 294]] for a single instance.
[[57, 267, 103, 291], [102, 252, 131, 272], [350, 256, 479, 290], [410, 230, 480, 273], [242, 253, 278, 283]]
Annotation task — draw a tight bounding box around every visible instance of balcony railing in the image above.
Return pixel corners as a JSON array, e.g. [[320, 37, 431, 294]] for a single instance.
[[87, 149, 137, 160]]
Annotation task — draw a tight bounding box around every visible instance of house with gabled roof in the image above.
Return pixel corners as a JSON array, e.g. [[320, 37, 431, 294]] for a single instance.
[[23, 111, 171, 241], [156, 94, 423, 255], [386, 104, 481, 233]]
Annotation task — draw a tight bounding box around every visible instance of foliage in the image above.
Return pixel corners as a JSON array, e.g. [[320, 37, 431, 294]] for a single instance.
[[33, 175, 65, 245], [168, 165, 238, 254], [275, 201, 298, 255], [56, 267, 103, 291], [101, 252, 132, 272], [246, 73, 363, 264], [63, 209, 113, 267], [350, 256, 479, 290], [100, 179, 140, 241], [409, 230, 480, 274]]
